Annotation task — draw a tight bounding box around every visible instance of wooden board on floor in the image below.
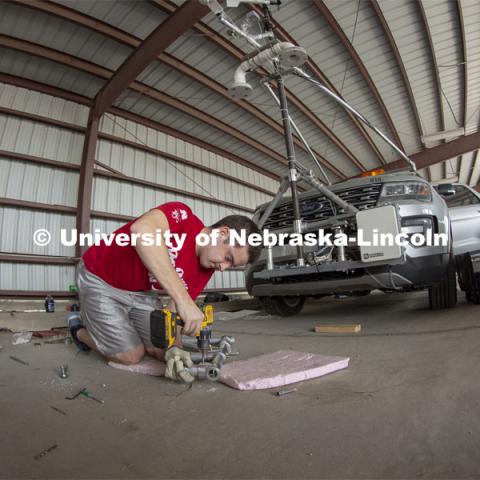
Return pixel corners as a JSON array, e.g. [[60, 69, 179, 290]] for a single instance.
[[314, 324, 361, 334]]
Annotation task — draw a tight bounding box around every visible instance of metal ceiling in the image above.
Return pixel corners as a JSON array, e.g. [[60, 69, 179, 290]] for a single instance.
[[0, 0, 478, 191]]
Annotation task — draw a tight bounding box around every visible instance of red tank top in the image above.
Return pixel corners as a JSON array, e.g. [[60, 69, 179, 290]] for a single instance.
[[82, 202, 214, 299]]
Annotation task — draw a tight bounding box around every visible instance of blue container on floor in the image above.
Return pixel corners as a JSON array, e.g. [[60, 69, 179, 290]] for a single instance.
[[45, 296, 55, 313]]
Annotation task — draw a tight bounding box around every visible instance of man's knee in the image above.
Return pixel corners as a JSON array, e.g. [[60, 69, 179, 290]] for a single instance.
[[145, 346, 166, 362], [110, 345, 145, 365]]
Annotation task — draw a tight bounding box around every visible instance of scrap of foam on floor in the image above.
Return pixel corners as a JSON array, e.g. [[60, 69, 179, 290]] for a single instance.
[[108, 357, 165, 376], [219, 350, 349, 391]]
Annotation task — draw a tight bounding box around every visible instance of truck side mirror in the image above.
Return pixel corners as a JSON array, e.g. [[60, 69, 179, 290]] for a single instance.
[[435, 184, 456, 197]]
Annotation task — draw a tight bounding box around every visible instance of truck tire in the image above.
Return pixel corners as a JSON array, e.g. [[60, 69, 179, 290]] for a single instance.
[[259, 296, 305, 316], [457, 253, 480, 304], [466, 290, 480, 304], [428, 260, 457, 309]]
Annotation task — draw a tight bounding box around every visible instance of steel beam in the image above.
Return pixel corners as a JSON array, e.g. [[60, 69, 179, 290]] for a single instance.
[[313, 0, 403, 156], [0, 105, 84, 132], [456, 0, 468, 130], [152, 0, 354, 176], [76, 110, 99, 256], [0, 150, 79, 171], [0, 197, 133, 222], [385, 132, 480, 171], [246, 3, 383, 168], [418, 1, 445, 137], [107, 106, 282, 181], [467, 150, 478, 186], [0, 76, 281, 185], [129, 82, 289, 168], [0, 100, 278, 196], [98, 133, 275, 196], [11, 0, 342, 179], [418, 1, 448, 183], [0, 74, 280, 182], [0, 253, 77, 265], [0, 72, 91, 105], [0, 287, 245, 298], [371, 0, 424, 155], [0, 35, 295, 174], [92, 0, 209, 117], [0, 146, 256, 213], [0, 197, 76, 215], [0, 290, 78, 298], [94, 169, 255, 213]]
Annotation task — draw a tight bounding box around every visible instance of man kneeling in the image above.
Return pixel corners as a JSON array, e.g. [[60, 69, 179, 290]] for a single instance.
[[70, 201, 260, 382]]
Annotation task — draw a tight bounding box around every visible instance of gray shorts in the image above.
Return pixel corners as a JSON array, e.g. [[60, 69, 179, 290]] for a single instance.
[[76, 260, 162, 356]]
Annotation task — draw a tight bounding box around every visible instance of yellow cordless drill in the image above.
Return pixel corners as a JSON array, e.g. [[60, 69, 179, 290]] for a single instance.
[[150, 305, 214, 362]]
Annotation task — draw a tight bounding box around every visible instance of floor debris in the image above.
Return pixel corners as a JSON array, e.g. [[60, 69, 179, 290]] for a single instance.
[[65, 388, 86, 400], [81, 390, 104, 404], [9, 355, 29, 366], [50, 406, 66, 416], [43, 338, 67, 345], [33, 329, 68, 339], [64, 387, 104, 404], [34, 444, 58, 461], [275, 387, 297, 396], [314, 324, 362, 334], [59, 365, 69, 379], [108, 357, 165, 376], [11, 332, 32, 345]]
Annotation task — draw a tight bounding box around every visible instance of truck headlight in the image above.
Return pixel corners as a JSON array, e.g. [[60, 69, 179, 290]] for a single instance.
[[379, 182, 431, 202]]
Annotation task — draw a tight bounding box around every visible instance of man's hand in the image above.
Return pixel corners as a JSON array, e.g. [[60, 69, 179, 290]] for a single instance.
[[164, 347, 194, 383], [177, 301, 204, 336]]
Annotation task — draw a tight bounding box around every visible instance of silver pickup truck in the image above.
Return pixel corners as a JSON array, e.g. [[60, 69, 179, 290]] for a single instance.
[[246, 171, 457, 316], [435, 183, 480, 304]]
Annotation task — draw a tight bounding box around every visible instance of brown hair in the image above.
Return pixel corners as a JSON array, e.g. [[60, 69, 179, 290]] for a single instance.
[[210, 215, 262, 264]]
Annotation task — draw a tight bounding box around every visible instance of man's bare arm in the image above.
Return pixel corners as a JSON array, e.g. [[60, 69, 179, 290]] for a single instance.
[[130, 209, 203, 335]]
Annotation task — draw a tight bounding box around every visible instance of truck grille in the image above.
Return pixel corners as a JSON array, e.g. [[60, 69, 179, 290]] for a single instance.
[[262, 184, 382, 230]]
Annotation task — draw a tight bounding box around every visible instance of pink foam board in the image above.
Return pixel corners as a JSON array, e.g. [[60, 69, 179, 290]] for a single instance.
[[218, 350, 349, 391], [108, 357, 165, 376]]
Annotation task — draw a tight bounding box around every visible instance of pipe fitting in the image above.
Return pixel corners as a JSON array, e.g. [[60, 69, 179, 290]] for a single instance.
[[229, 42, 307, 99]]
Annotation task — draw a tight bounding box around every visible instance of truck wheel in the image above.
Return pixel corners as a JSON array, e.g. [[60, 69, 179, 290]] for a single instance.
[[456, 253, 480, 304], [465, 282, 480, 304], [428, 260, 457, 309], [259, 296, 305, 316]]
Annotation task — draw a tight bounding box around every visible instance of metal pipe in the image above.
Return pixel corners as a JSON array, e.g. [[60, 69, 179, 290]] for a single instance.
[[293, 67, 417, 172], [214, 10, 327, 181], [212, 352, 227, 368], [187, 365, 220, 381], [257, 175, 290, 229], [335, 226, 346, 262], [276, 74, 304, 266], [214, 3, 415, 173], [181, 335, 235, 348], [190, 351, 217, 363], [262, 82, 331, 184], [266, 245, 274, 270]]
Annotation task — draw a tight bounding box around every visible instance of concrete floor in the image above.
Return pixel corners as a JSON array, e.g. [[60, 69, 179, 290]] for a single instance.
[[1, 290, 479, 479]]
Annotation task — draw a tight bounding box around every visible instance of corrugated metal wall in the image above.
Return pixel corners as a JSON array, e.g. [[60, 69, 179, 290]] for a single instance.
[[0, 82, 271, 293]]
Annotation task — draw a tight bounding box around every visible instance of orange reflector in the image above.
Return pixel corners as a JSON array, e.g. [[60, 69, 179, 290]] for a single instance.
[[361, 168, 385, 177]]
